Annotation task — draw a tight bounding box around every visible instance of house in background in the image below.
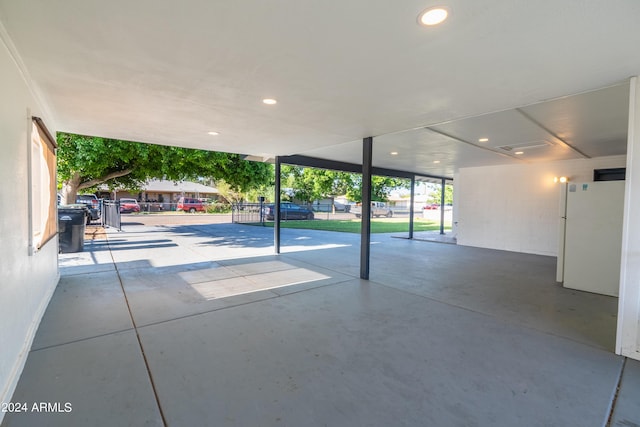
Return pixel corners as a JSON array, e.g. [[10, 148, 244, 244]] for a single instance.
[[97, 179, 220, 210], [138, 179, 219, 205], [387, 193, 431, 211]]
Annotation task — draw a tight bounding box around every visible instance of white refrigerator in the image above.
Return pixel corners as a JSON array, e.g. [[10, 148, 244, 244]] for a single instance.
[[557, 181, 625, 297]]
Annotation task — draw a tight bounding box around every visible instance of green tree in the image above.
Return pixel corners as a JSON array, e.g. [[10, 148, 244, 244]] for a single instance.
[[428, 183, 454, 205], [343, 175, 410, 203], [279, 166, 409, 203], [214, 180, 244, 205], [281, 166, 340, 203], [57, 132, 272, 203], [245, 184, 275, 203]]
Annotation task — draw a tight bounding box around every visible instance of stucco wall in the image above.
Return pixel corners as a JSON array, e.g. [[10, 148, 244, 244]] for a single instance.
[[0, 31, 59, 412], [456, 155, 627, 256]]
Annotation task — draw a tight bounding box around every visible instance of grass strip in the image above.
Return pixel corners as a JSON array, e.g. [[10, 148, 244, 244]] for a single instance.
[[251, 218, 452, 234]]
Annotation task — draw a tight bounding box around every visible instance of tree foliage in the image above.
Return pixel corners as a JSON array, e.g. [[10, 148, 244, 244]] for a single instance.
[[343, 174, 411, 203], [56, 132, 273, 203], [427, 183, 454, 205], [215, 180, 274, 204], [281, 166, 341, 203], [280, 166, 409, 203]]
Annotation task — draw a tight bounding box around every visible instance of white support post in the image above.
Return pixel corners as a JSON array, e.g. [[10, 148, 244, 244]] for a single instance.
[[556, 182, 568, 283], [616, 76, 640, 360]]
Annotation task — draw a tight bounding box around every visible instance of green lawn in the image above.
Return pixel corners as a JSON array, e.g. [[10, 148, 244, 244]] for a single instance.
[[255, 218, 452, 234]]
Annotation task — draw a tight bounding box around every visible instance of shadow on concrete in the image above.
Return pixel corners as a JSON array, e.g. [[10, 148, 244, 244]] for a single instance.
[[163, 223, 358, 250], [89, 239, 178, 251]]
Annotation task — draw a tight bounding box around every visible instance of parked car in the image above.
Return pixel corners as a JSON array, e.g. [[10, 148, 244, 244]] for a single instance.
[[177, 197, 206, 213], [333, 201, 350, 212], [423, 204, 440, 210], [351, 201, 393, 218], [119, 198, 140, 213], [264, 202, 314, 220], [76, 194, 101, 223]]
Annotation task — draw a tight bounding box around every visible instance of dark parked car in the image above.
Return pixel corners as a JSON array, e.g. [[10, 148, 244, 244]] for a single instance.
[[177, 197, 206, 213], [76, 194, 101, 223], [264, 202, 314, 220]]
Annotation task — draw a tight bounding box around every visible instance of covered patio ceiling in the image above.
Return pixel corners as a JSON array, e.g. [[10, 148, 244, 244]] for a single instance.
[[1, 1, 639, 177]]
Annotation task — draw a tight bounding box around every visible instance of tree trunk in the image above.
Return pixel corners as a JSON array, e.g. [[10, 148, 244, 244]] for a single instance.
[[59, 169, 133, 204], [60, 173, 82, 205]]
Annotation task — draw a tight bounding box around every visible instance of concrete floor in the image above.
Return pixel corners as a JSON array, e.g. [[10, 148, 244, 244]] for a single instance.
[[2, 223, 639, 426]]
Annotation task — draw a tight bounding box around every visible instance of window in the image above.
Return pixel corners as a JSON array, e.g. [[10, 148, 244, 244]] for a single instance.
[[30, 117, 57, 253]]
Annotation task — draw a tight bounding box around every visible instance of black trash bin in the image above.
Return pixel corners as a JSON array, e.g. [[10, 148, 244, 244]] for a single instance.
[[58, 206, 87, 253]]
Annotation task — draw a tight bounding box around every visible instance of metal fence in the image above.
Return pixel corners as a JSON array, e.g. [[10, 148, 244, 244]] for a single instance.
[[136, 202, 232, 213], [232, 203, 266, 224], [102, 200, 121, 230], [232, 202, 356, 223], [230, 202, 452, 224]]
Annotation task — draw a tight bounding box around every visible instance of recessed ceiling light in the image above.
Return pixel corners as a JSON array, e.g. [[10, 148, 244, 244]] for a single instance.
[[207, 131, 219, 136], [263, 98, 277, 105], [515, 151, 524, 155], [418, 7, 448, 26], [478, 138, 489, 142], [390, 151, 398, 156], [433, 160, 441, 164]]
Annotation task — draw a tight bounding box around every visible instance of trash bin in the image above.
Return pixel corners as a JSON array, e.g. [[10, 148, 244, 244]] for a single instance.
[[58, 206, 87, 253]]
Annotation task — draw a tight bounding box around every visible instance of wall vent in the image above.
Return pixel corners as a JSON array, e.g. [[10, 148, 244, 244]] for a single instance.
[[594, 168, 625, 181]]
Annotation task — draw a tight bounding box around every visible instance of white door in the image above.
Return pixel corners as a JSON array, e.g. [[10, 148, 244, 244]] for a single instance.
[[563, 181, 625, 297]]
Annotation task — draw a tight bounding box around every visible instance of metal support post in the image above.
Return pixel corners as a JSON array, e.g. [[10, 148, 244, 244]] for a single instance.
[[409, 175, 415, 239], [274, 157, 281, 254], [360, 137, 373, 280], [440, 178, 446, 235]]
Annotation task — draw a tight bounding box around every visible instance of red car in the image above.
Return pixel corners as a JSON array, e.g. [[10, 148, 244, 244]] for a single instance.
[[423, 204, 440, 210], [119, 198, 140, 213], [177, 197, 206, 213]]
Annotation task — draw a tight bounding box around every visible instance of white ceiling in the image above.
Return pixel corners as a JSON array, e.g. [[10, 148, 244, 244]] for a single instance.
[[1, 0, 639, 177]]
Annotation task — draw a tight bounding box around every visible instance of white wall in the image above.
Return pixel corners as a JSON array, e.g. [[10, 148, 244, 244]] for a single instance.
[[0, 27, 59, 416], [456, 155, 627, 256], [617, 76, 640, 361]]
